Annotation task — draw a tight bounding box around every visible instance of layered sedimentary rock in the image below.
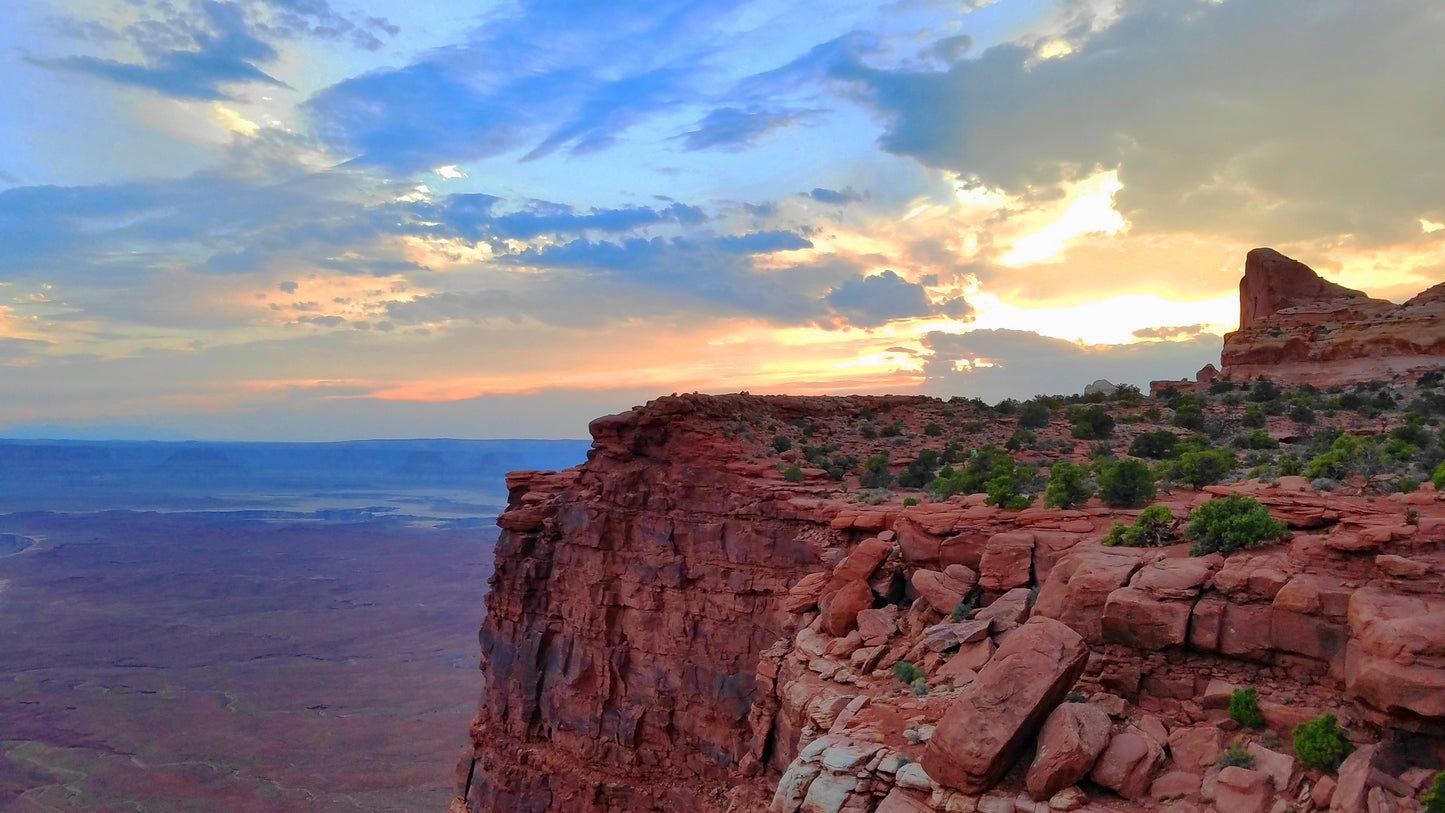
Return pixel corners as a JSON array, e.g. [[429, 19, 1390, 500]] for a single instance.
[[1220, 247, 1445, 385], [456, 386, 1445, 813]]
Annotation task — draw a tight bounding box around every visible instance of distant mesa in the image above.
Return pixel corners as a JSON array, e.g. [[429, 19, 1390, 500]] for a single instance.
[[1154, 247, 1445, 394]]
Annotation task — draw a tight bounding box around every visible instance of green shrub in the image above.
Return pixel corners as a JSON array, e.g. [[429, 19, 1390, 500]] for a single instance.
[[772, 435, 793, 453], [961, 420, 983, 433], [1172, 394, 1205, 430], [902, 496, 918, 507], [929, 445, 1015, 499], [1006, 428, 1036, 451], [1177, 447, 1237, 488], [1399, 476, 1420, 493], [894, 661, 924, 684], [1292, 713, 1351, 770], [1102, 504, 1177, 547], [1217, 740, 1255, 769], [1018, 399, 1052, 429], [924, 422, 942, 436], [1435, 461, 1445, 491], [1249, 376, 1282, 402], [1241, 403, 1266, 428], [1095, 457, 1156, 507], [1235, 429, 1278, 450], [1129, 429, 1179, 459], [880, 419, 906, 438], [897, 449, 943, 489], [859, 422, 878, 438], [1421, 771, 1445, 813], [860, 452, 893, 489], [1277, 454, 1302, 476], [782, 463, 803, 482], [1068, 404, 1115, 439], [1305, 433, 1364, 479], [1186, 494, 1287, 556], [1044, 460, 1094, 508], [1290, 403, 1316, 425], [948, 601, 973, 622], [1229, 687, 1265, 728]]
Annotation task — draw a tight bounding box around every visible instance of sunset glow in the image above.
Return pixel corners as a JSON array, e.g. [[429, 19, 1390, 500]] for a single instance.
[[2, 0, 1442, 438]]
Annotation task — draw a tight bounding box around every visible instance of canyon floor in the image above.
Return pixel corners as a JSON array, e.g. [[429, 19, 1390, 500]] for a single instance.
[[0, 438, 589, 812]]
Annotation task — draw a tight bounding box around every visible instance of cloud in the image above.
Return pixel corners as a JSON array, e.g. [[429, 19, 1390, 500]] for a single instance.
[[828, 0, 1445, 247], [278, 280, 298, 293], [807, 187, 864, 205], [1132, 323, 1209, 340], [680, 107, 811, 152], [918, 328, 1221, 402], [35, 1, 288, 101], [824, 269, 971, 328]]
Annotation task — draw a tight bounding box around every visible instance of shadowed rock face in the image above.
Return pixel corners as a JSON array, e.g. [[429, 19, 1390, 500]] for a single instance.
[[1221, 247, 1445, 385]]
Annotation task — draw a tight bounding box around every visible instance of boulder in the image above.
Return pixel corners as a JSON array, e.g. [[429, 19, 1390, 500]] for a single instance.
[[1214, 766, 1272, 813], [874, 788, 933, 813], [1031, 551, 1141, 643], [770, 763, 822, 813], [1090, 728, 1165, 799], [1347, 588, 1445, 716], [922, 620, 990, 652], [820, 579, 874, 637], [832, 536, 893, 584], [922, 616, 1089, 794], [856, 606, 900, 647], [1025, 702, 1113, 800], [975, 586, 1032, 634], [1101, 587, 1191, 650], [1167, 724, 1223, 774], [912, 568, 972, 614], [1331, 745, 1377, 813], [978, 532, 1034, 593]]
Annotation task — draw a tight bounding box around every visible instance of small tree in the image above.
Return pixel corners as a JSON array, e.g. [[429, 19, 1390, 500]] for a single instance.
[[1018, 399, 1051, 429], [1069, 404, 1115, 439], [1102, 505, 1177, 547], [1043, 460, 1094, 508], [1292, 713, 1351, 770], [860, 451, 893, 489], [782, 463, 803, 482], [772, 434, 793, 453], [1128, 429, 1178, 459], [1177, 447, 1236, 488], [1096, 457, 1156, 507], [894, 661, 924, 684], [1186, 494, 1287, 556]]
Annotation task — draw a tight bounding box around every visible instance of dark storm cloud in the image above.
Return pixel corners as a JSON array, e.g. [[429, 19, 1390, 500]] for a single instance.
[[825, 0, 1445, 247], [824, 269, 973, 328]]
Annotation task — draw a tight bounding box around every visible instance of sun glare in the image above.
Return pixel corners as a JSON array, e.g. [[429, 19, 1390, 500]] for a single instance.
[[999, 171, 1128, 265]]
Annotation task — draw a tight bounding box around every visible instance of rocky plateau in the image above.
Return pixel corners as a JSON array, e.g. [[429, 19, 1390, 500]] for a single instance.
[[452, 251, 1445, 813]]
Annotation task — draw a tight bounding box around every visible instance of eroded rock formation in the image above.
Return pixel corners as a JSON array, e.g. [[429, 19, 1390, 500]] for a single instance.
[[1220, 247, 1445, 386]]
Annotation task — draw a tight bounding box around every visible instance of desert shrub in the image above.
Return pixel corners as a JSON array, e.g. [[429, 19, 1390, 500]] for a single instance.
[[880, 419, 906, 438], [858, 421, 878, 438], [1006, 428, 1036, 451], [1290, 403, 1317, 426], [1044, 460, 1094, 508], [924, 422, 942, 436], [1277, 454, 1302, 476], [1229, 687, 1265, 728], [902, 496, 918, 507], [1102, 505, 1177, 547], [1171, 395, 1205, 430], [1435, 462, 1445, 491], [1422, 772, 1445, 813], [858, 406, 875, 420], [1129, 429, 1179, 459], [1305, 433, 1365, 479], [1217, 740, 1255, 769], [1292, 713, 1351, 770], [1018, 399, 1052, 429], [897, 449, 943, 489], [948, 601, 973, 622], [1242, 403, 1266, 428], [1420, 370, 1445, 388], [1068, 404, 1115, 439], [772, 435, 792, 453], [1210, 379, 1236, 394], [782, 463, 803, 482], [1177, 447, 1237, 489], [894, 661, 924, 683], [1249, 376, 1282, 402], [860, 452, 893, 489], [985, 470, 1035, 510], [1113, 384, 1144, 405], [911, 678, 928, 696], [1235, 429, 1279, 450], [1095, 457, 1156, 508], [961, 420, 983, 433], [1186, 494, 1287, 556], [928, 445, 1014, 498], [1399, 476, 1420, 493]]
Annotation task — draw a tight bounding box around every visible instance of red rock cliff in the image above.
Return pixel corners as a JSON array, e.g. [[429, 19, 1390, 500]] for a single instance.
[[457, 394, 880, 812], [1221, 247, 1445, 385]]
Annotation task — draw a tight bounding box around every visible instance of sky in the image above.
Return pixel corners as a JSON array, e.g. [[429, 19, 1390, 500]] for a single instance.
[[2, 0, 1443, 440]]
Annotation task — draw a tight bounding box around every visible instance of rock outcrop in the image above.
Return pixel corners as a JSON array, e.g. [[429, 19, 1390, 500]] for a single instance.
[[1220, 247, 1445, 385]]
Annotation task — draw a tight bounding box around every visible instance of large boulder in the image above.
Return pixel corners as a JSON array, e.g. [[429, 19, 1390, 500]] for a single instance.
[[1025, 702, 1112, 800], [819, 579, 874, 637], [1089, 728, 1165, 799], [1346, 588, 1445, 717], [1032, 550, 1142, 643], [921, 616, 1089, 794], [911, 567, 975, 612], [1101, 587, 1192, 650]]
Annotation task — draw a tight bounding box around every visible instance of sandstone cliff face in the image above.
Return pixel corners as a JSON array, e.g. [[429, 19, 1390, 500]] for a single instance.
[[461, 395, 867, 812], [1220, 247, 1445, 385], [457, 386, 1445, 813]]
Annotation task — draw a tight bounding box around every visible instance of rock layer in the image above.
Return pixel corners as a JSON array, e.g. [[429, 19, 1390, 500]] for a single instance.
[[1220, 247, 1445, 385]]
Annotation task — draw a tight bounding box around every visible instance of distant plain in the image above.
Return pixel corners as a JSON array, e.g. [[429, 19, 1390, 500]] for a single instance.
[[0, 438, 589, 811]]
